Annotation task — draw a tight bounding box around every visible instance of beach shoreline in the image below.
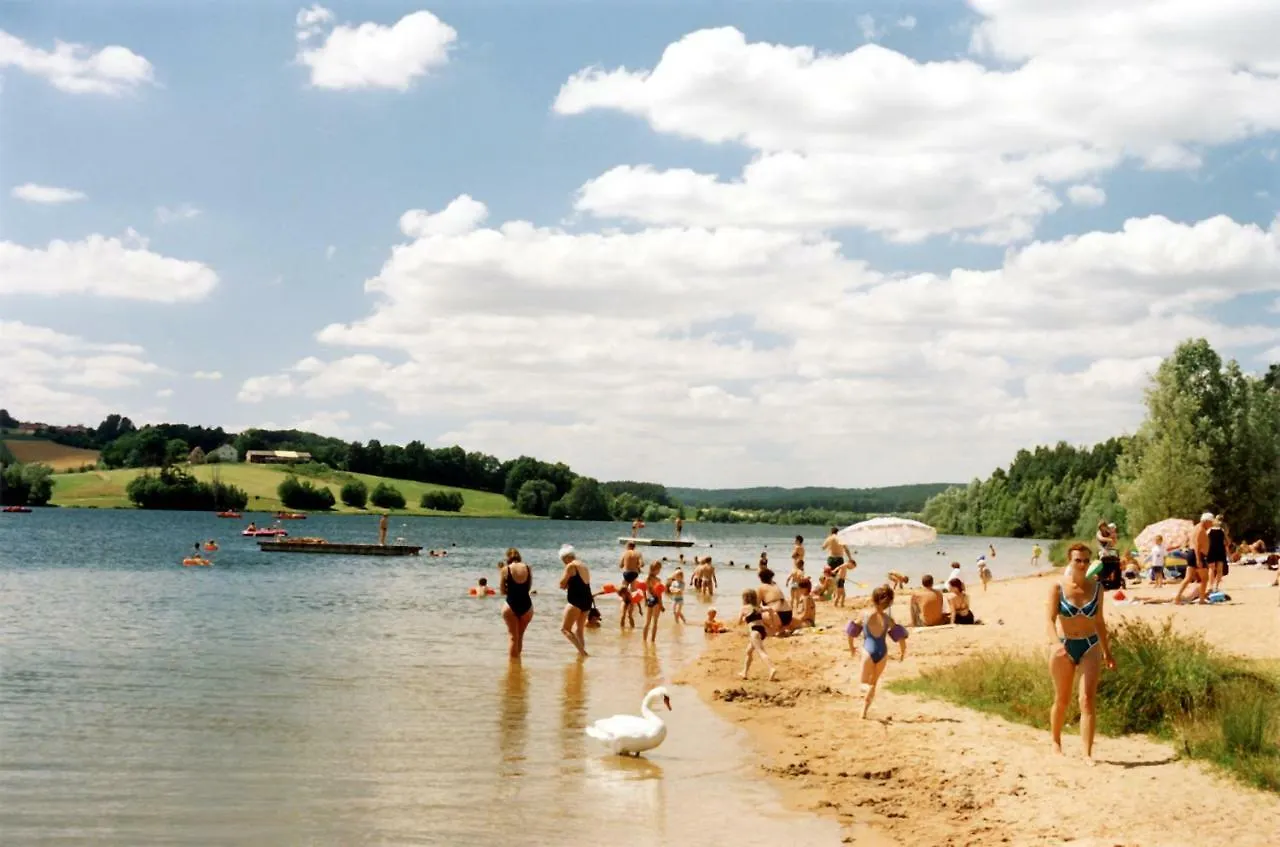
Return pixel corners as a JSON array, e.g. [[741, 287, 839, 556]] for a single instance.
[[679, 569, 1280, 846]]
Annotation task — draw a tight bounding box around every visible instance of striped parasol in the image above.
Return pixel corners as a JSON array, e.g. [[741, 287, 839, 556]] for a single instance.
[[1134, 517, 1195, 553]]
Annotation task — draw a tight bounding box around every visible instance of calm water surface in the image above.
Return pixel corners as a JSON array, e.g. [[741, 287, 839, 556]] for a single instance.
[[0, 510, 1044, 845]]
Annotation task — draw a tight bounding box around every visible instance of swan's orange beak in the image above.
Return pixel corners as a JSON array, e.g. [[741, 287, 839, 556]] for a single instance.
[[663, 695, 672, 711]]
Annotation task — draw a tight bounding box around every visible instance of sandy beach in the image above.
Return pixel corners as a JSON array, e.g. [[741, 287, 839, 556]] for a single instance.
[[679, 567, 1280, 846]]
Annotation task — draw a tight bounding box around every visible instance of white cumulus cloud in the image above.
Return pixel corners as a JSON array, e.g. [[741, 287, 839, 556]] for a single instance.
[[0, 321, 160, 422], [0, 234, 218, 302], [553, 1, 1280, 243], [1067, 184, 1107, 207], [192, 371, 224, 381], [234, 197, 1280, 486], [11, 183, 86, 204], [295, 6, 456, 91], [0, 29, 154, 95]]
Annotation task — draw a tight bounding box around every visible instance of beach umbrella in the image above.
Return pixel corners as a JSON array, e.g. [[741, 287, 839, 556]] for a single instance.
[[837, 516, 938, 548], [1134, 517, 1195, 552]]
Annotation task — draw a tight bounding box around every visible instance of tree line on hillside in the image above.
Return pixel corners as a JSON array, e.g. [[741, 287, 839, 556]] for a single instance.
[[5, 408, 979, 521], [922, 341, 1280, 544], [670, 483, 953, 513]]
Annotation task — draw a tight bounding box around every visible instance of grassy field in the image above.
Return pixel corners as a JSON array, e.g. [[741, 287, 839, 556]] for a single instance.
[[892, 620, 1280, 792], [50, 463, 522, 517], [3, 437, 100, 471]]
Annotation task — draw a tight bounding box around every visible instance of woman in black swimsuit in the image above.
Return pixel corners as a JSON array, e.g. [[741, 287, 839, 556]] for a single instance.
[[500, 547, 533, 659], [558, 544, 592, 658]]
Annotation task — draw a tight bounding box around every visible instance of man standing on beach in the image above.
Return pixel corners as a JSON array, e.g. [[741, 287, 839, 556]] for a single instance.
[[822, 526, 851, 572], [1175, 512, 1215, 605], [378, 513, 388, 546]]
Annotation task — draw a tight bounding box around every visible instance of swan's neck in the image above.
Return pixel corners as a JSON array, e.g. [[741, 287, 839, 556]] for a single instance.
[[640, 694, 663, 723]]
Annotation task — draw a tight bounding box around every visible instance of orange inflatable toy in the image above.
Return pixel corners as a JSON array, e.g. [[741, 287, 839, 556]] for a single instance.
[[182, 557, 211, 567], [632, 590, 645, 604], [469, 587, 497, 596]]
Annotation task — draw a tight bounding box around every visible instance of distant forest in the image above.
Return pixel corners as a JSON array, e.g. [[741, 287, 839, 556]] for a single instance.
[[669, 483, 956, 514]]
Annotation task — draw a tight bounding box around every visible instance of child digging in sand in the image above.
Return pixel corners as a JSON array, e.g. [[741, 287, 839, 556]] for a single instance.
[[703, 608, 727, 633], [738, 588, 778, 681], [847, 585, 908, 718]]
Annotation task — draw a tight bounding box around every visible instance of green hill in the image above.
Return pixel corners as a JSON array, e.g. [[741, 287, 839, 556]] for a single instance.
[[668, 483, 957, 514], [50, 463, 520, 517]]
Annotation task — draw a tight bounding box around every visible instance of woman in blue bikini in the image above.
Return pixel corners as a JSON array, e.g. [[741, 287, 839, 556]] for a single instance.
[[1047, 542, 1116, 764]]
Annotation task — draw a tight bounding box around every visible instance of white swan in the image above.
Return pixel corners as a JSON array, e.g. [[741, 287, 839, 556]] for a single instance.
[[585, 686, 672, 756]]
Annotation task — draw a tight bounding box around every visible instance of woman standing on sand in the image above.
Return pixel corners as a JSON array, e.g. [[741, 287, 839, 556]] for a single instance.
[[1046, 542, 1116, 764], [499, 548, 533, 659]]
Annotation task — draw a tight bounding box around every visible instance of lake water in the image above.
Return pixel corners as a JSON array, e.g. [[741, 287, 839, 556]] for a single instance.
[[0, 509, 1045, 845]]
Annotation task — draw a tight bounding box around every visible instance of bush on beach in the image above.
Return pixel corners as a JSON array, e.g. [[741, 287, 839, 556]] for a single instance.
[[894, 620, 1280, 791]]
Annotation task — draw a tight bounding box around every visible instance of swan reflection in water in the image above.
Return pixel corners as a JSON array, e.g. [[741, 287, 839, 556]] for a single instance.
[[584, 748, 668, 839]]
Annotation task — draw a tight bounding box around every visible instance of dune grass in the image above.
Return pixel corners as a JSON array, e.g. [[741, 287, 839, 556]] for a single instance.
[[49, 463, 522, 518], [892, 620, 1280, 792]]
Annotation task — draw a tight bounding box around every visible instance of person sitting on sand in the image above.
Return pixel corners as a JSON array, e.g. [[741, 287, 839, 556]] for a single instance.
[[977, 559, 992, 592], [910, 574, 948, 627], [738, 588, 778, 681], [794, 579, 816, 628], [1047, 542, 1116, 765], [947, 578, 975, 624], [1122, 554, 1141, 583], [848, 585, 907, 719], [703, 608, 727, 633], [886, 571, 909, 591]]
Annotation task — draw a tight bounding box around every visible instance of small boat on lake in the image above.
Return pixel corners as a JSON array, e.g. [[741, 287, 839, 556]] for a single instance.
[[258, 539, 422, 556], [243, 528, 288, 537], [617, 537, 694, 548], [3, 506, 32, 513], [216, 510, 242, 519], [274, 512, 307, 520]]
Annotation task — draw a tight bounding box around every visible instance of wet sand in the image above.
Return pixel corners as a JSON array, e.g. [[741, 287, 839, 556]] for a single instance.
[[681, 567, 1280, 846]]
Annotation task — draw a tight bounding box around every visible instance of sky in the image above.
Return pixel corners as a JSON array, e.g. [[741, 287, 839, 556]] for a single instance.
[[2, 0, 1279, 488]]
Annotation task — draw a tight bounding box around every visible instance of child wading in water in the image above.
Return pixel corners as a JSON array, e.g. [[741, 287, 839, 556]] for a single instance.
[[847, 585, 908, 718], [666, 567, 688, 624], [642, 561, 665, 643], [738, 588, 778, 681]]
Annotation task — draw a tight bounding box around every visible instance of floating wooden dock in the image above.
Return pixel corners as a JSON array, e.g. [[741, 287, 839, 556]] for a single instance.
[[617, 537, 694, 548], [258, 540, 422, 556]]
